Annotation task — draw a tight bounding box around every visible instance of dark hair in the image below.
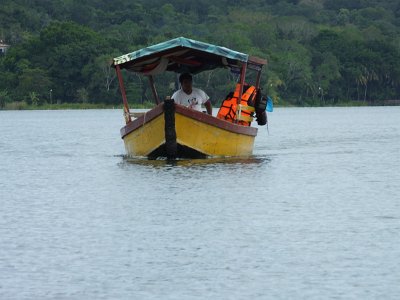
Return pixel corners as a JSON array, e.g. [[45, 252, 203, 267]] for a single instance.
[[179, 73, 192, 83]]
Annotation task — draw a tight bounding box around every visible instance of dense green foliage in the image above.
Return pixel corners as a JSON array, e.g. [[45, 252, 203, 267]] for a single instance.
[[1, 0, 400, 108]]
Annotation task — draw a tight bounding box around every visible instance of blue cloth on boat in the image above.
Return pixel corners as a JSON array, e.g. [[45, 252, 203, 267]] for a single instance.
[[267, 96, 273, 112]]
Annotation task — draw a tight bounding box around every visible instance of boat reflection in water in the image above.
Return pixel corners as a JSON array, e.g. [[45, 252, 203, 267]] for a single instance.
[[120, 155, 271, 169]]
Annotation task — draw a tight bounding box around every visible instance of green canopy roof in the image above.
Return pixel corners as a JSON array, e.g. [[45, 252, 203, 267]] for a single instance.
[[113, 37, 266, 75]]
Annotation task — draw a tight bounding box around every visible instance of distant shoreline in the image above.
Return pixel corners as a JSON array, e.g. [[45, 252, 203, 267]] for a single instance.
[[1, 100, 399, 111]]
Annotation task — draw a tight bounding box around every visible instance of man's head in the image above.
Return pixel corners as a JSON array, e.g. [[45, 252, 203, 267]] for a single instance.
[[179, 73, 193, 94]]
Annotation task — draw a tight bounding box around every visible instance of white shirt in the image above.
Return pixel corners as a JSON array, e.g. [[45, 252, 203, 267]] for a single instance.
[[172, 87, 209, 112]]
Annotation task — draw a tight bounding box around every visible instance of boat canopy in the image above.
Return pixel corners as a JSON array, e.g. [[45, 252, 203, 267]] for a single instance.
[[113, 37, 266, 75]]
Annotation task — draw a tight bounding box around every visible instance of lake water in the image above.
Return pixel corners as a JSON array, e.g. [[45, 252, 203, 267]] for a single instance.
[[1, 107, 399, 299]]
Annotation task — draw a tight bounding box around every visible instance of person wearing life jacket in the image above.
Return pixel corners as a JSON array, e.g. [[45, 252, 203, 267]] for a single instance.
[[217, 83, 257, 126]]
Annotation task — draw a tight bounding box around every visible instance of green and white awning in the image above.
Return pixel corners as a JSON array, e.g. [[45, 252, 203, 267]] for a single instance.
[[113, 37, 264, 75]]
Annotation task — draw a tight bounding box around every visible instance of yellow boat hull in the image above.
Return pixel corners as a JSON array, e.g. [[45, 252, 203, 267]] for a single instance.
[[120, 102, 257, 158], [174, 113, 255, 156], [123, 113, 165, 157]]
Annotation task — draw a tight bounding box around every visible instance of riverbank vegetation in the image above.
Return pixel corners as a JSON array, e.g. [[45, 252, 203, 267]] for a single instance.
[[1, 0, 400, 109]]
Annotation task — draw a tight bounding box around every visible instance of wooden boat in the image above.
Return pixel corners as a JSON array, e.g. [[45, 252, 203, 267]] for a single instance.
[[113, 37, 268, 159]]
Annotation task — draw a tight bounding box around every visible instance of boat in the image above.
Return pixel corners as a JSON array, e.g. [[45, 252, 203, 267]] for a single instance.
[[113, 37, 269, 159]]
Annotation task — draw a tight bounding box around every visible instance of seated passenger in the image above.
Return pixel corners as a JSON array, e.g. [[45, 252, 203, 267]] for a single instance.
[[172, 73, 212, 115]]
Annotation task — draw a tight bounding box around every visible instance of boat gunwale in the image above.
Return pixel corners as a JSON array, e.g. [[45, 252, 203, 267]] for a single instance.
[[120, 103, 257, 139]]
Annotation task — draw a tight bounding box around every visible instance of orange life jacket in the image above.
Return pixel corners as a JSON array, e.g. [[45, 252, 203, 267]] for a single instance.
[[217, 83, 257, 126]]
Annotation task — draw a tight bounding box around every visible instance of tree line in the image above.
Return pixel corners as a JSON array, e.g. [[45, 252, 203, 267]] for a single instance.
[[1, 0, 400, 108]]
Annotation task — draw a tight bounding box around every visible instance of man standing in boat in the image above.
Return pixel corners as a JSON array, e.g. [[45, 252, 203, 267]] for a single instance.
[[172, 73, 213, 115]]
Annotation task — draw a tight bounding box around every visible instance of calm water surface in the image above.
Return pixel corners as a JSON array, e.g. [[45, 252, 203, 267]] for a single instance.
[[1, 107, 399, 299]]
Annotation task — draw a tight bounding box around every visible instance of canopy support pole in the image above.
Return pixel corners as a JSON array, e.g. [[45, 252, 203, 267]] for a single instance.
[[235, 62, 247, 123], [255, 68, 262, 90], [115, 65, 132, 124], [148, 75, 160, 105]]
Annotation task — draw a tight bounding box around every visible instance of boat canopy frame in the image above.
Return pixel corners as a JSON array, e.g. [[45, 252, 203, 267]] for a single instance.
[[113, 37, 267, 124]]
